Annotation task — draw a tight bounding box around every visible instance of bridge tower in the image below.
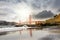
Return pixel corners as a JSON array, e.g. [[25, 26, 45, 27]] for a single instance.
[[29, 15, 32, 24], [29, 15, 32, 37]]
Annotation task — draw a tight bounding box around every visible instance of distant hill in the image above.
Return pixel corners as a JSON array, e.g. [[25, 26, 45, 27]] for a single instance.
[[34, 10, 54, 19], [0, 21, 15, 26], [46, 14, 60, 24]]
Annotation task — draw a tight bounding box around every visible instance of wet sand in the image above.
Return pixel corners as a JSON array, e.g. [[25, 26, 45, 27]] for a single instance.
[[0, 30, 50, 40], [0, 28, 60, 40]]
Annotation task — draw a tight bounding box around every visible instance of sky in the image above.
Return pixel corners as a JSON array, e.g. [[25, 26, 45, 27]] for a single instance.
[[0, 0, 60, 22]]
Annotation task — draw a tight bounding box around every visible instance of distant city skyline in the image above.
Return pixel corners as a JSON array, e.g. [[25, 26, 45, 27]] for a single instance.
[[0, 0, 60, 22]]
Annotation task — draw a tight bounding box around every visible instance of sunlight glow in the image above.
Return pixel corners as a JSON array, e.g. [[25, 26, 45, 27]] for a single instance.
[[13, 3, 32, 22]]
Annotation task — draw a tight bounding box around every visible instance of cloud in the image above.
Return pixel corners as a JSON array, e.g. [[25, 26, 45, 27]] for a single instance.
[[33, 10, 54, 19], [0, 0, 32, 22], [22, 0, 55, 10], [0, 1, 16, 21], [0, 0, 60, 21], [22, 0, 60, 14], [57, 9, 60, 12], [53, 0, 60, 8], [0, 8, 16, 21], [0, 0, 21, 3]]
